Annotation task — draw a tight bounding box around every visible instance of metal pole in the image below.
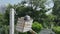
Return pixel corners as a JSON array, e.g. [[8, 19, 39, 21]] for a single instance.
[[29, 29, 37, 34], [10, 8, 15, 34]]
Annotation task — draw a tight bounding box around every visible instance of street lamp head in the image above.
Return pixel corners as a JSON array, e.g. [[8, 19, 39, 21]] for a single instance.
[[24, 15, 30, 21]]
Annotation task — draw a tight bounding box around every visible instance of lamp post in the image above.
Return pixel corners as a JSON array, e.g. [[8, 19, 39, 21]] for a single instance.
[[10, 8, 15, 34], [9, 8, 37, 34]]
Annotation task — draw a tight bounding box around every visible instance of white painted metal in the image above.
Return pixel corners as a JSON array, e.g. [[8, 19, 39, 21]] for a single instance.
[[16, 17, 33, 32], [10, 8, 15, 34]]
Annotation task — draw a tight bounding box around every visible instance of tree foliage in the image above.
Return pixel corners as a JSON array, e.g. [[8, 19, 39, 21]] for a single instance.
[[0, 0, 60, 34], [52, 0, 60, 26]]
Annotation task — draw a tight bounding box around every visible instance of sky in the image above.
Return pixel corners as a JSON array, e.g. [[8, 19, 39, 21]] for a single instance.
[[0, 0, 23, 14], [0, 0, 23, 6], [0, 0, 54, 7], [0, 0, 54, 15]]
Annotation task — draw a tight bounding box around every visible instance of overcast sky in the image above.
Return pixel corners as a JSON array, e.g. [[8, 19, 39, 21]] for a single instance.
[[0, 0, 54, 7], [0, 0, 23, 6], [0, 0, 54, 15], [0, 0, 24, 13]]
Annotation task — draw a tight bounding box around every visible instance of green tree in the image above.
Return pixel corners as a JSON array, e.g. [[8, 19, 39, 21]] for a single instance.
[[43, 14, 56, 28], [27, 0, 47, 9], [2, 0, 57, 34], [52, 0, 60, 26], [14, 0, 48, 23], [4, 4, 13, 25]]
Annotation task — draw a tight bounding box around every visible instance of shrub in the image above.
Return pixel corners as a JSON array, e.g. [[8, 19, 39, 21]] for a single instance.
[[32, 21, 43, 33], [53, 26, 60, 34]]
